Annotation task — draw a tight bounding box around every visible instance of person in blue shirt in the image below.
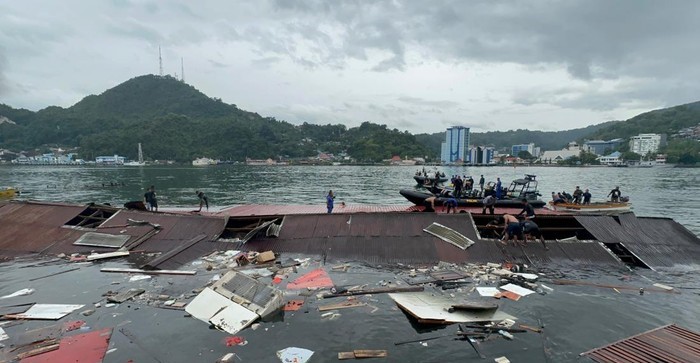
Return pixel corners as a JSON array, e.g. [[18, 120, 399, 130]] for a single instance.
[[582, 189, 592, 205], [495, 177, 502, 199], [326, 190, 335, 214], [445, 197, 458, 213]]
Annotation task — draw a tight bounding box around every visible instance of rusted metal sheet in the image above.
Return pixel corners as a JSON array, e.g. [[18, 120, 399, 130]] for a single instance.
[[577, 214, 700, 268], [0, 202, 97, 258], [581, 324, 700, 363]]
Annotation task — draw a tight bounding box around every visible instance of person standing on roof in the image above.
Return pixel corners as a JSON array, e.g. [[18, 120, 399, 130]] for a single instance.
[[326, 190, 335, 214], [195, 190, 209, 212], [583, 189, 592, 205], [482, 194, 496, 215], [608, 186, 621, 202], [521, 219, 548, 250], [143, 185, 157, 212], [495, 177, 502, 199], [572, 186, 583, 204]]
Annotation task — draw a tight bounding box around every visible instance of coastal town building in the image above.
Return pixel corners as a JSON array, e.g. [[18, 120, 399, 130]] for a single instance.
[[583, 138, 624, 155], [539, 142, 583, 164], [629, 133, 667, 155], [440, 126, 470, 164], [466, 146, 495, 165], [511, 143, 535, 156], [96, 155, 126, 165], [597, 151, 623, 165]]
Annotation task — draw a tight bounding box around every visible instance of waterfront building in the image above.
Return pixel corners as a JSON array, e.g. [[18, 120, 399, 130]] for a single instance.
[[96, 155, 126, 165], [511, 143, 536, 156], [467, 146, 495, 165], [598, 151, 623, 165], [583, 139, 624, 155], [440, 126, 470, 164], [629, 134, 667, 155], [539, 142, 583, 164]]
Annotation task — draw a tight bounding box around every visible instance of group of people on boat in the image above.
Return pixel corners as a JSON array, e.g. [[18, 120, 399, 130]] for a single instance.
[[430, 174, 504, 200], [551, 186, 626, 205]]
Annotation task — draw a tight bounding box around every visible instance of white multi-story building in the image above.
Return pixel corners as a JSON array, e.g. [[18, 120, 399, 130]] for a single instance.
[[629, 134, 667, 155], [440, 126, 470, 164]]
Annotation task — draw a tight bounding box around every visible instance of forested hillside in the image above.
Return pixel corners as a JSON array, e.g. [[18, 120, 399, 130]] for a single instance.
[[0, 75, 430, 162]]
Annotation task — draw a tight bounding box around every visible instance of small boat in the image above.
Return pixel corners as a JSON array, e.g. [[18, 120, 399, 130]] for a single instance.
[[545, 201, 631, 214], [401, 174, 547, 208], [0, 187, 18, 199], [413, 175, 448, 185], [124, 143, 146, 166]]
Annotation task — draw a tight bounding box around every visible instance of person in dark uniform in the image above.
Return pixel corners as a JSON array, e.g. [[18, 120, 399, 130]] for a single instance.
[[326, 190, 335, 214], [582, 189, 592, 205], [572, 186, 583, 204], [521, 220, 548, 250], [143, 185, 157, 212], [195, 190, 209, 212], [608, 186, 621, 202], [479, 175, 485, 192], [516, 198, 535, 220]]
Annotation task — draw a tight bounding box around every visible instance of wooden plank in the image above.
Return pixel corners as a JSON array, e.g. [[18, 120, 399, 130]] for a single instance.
[[353, 350, 387, 358], [320, 286, 423, 299], [318, 300, 366, 312], [100, 267, 196, 275], [15, 344, 60, 359], [86, 251, 129, 261]]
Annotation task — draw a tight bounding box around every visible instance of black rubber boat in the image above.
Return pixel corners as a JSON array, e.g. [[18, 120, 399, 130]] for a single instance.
[[413, 175, 448, 185], [402, 174, 547, 208], [399, 189, 546, 208]]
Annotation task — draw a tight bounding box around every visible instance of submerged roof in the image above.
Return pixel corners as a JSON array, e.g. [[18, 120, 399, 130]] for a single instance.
[[581, 324, 700, 363]]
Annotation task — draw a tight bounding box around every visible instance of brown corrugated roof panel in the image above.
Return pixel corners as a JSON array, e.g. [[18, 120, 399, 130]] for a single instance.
[[581, 324, 700, 363]]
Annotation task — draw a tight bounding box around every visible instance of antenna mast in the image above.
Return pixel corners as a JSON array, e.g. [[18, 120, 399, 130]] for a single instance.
[[159, 46, 163, 76], [181, 57, 185, 82]]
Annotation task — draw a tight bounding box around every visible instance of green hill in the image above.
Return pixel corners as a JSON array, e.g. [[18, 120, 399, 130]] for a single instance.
[[588, 101, 700, 140], [0, 75, 430, 162]]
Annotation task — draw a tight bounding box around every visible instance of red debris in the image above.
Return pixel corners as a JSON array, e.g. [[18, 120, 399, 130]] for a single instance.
[[21, 328, 112, 363], [283, 300, 304, 311], [286, 269, 334, 290], [224, 336, 247, 347]]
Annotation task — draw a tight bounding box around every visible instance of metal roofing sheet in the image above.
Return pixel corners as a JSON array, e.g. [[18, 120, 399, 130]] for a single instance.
[[581, 324, 700, 363], [576, 214, 700, 268], [0, 202, 99, 258]]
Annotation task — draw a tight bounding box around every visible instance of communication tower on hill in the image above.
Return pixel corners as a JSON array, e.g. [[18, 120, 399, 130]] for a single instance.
[[181, 57, 185, 82], [158, 46, 164, 77]]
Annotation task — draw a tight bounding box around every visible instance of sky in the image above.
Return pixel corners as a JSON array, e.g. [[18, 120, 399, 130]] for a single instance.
[[1, 0, 699, 134]]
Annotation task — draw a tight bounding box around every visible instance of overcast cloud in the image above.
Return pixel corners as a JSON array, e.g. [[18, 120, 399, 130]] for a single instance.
[[1, 0, 699, 133]]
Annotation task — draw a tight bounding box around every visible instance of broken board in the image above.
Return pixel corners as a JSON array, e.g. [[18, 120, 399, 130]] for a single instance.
[[106, 288, 145, 303], [209, 302, 258, 335], [389, 292, 514, 324], [318, 300, 366, 312], [338, 350, 388, 360], [5, 304, 84, 320]]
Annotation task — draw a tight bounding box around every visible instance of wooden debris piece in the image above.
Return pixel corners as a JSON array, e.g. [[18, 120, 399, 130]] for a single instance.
[[338, 350, 388, 360], [86, 251, 130, 261], [107, 288, 145, 303], [321, 286, 423, 299], [318, 300, 366, 312], [16, 344, 60, 360], [100, 267, 196, 275]]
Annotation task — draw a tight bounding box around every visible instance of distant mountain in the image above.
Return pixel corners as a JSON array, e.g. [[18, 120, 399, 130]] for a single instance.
[[0, 75, 429, 162], [587, 100, 700, 140], [415, 122, 619, 156]]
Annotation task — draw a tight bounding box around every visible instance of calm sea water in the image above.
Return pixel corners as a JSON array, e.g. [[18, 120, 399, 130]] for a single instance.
[[2, 164, 699, 233], [1, 164, 699, 362]]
